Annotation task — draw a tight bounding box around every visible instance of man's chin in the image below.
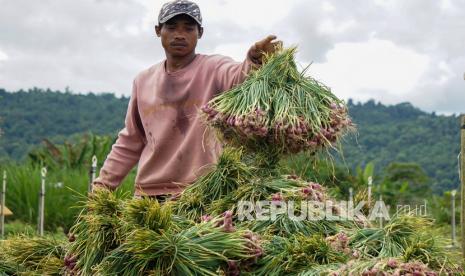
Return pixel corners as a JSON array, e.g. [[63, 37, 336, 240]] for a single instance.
[[169, 50, 194, 58]]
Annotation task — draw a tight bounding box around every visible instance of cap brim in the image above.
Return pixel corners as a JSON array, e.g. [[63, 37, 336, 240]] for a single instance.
[[159, 12, 202, 26]]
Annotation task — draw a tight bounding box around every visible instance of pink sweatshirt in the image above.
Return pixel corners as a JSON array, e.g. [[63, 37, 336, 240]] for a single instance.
[[93, 53, 255, 196]]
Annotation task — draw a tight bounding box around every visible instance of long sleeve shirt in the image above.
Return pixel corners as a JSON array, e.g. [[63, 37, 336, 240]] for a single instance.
[[93, 53, 255, 196]]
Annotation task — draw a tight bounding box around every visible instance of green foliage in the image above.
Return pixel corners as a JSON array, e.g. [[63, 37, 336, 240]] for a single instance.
[[377, 162, 431, 206], [67, 189, 255, 275], [1, 87, 461, 275], [428, 190, 461, 226], [344, 100, 460, 193], [350, 219, 417, 258], [348, 211, 453, 268], [249, 211, 340, 238], [256, 234, 347, 275], [0, 89, 460, 193], [27, 133, 116, 170], [68, 188, 125, 274], [0, 234, 66, 275], [1, 163, 135, 232], [123, 197, 174, 233], [355, 162, 374, 188], [175, 147, 254, 220], [97, 223, 253, 275], [0, 87, 126, 161], [2, 220, 36, 237], [300, 257, 462, 276], [402, 234, 446, 269], [283, 154, 434, 212]]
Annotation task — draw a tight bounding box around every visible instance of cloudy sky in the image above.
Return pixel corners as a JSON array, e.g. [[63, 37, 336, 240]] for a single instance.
[[0, 0, 463, 114]]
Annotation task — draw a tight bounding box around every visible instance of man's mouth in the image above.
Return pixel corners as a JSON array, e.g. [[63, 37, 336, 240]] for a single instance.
[[171, 43, 188, 47]]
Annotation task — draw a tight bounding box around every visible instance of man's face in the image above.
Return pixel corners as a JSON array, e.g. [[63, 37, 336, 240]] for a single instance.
[[156, 14, 203, 58]]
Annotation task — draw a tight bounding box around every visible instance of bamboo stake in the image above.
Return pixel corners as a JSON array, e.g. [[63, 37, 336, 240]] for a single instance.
[[1, 170, 6, 239], [367, 176, 373, 207], [38, 167, 47, 236], [349, 187, 353, 204], [88, 155, 98, 194], [460, 115, 465, 260], [452, 190, 457, 247], [379, 195, 383, 228]]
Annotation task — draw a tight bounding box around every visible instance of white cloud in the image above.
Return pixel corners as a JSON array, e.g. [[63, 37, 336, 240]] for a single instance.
[[308, 39, 430, 103], [440, 0, 454, 10], [0, 49, 8, 61], [321, 1, 336, 12], [0, 0, 162, 96], [317, 19, 357, 35], [143, 0, 292, 29], [281, 0, 465, 113], [212, 42, 251, 62], [0, 0, 463, 113], [436, 61, 455, 85]]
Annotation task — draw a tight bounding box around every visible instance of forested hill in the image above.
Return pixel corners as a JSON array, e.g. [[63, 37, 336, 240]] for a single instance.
[[343, 99, 461, 192], [0, 88, 461, 192], [0, 88, 128, 158]]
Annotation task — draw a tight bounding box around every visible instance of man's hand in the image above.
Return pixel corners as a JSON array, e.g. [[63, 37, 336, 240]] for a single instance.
[[249, 35, 283, 65], [88, 182, 111, 197]]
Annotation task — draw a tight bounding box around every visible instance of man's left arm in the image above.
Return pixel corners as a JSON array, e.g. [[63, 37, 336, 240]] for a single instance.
[[215, 35, 282, 92]]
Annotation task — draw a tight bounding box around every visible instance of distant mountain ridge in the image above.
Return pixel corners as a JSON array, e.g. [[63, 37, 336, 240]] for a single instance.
[[0, 88, 461, 192], [343, 99, 460, 192]]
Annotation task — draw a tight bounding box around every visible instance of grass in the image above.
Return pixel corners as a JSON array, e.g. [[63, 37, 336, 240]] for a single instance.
[[0, 234, 66, 275], [1, 163, 135, 232]]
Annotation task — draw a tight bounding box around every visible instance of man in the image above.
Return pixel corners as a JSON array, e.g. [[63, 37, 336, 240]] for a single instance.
[[93, 0, 281, 198]]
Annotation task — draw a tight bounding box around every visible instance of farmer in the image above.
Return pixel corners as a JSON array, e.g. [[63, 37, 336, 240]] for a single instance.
[[92, 0, 281, 199]]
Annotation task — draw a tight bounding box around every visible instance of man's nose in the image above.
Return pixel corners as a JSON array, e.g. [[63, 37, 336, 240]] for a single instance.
[[173, 30, 186, 40]]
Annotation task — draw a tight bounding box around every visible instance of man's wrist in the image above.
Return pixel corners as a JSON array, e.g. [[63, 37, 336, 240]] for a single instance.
[[247, 46, 262, 65]]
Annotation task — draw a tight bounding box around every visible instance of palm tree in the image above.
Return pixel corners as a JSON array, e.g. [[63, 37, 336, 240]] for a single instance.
[[27, 133, 115, 170]]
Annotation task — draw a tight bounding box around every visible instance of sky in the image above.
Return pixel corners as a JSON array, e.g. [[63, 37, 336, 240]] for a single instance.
[[0, 0, 463, 114]]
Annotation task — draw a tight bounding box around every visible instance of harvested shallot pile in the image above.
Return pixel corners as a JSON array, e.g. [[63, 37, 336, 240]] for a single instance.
[[201, 47, 354, 154]]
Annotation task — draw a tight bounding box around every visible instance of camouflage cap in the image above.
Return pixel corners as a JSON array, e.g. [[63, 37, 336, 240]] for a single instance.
[[158, 0, 202, 26]]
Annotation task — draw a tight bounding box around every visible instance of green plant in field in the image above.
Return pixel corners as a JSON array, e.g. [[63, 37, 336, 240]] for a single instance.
[[0, 239, 21, 275], [62, 188, 263, 275], [230, 176, 306, 205], [2, 162, 135, 232], [0, 235, 66, 275], [67, 188, 125, 275], [2, 220, 36, 237], [429, 191, 460, 225], [300, 257, 463, 275], [97, 221, 256, 276], [174, 147, 253, 221], [27, 133, 115, 171], [376, 162, 431, 207], [249, 211, 340, 238], [254, 234, 347, 275], [402, 233, 454, 270], [348, 210, 457, 271], [350, 212, 424, 258], [204, 174, 311, 221], [122, 197, 174, 233]]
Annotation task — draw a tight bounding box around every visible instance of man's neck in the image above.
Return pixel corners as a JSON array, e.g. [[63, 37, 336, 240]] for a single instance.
[[165, 52, 197, 73]]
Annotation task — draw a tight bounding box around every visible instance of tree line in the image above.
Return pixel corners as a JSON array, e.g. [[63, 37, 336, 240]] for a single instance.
[[0, 87, 461, 192]]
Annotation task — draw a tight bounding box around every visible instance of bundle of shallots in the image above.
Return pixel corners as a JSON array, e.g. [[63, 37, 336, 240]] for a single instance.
[[202, 47, 354, 155]]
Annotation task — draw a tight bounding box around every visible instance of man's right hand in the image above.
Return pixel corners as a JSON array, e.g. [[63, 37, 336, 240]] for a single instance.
[[248, 35, 283, 64]]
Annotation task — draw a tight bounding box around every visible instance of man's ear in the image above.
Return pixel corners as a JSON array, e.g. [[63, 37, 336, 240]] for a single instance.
[[198, 26, 204, 39], [155, 25, 162, 37]]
